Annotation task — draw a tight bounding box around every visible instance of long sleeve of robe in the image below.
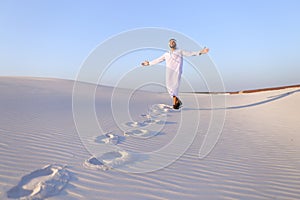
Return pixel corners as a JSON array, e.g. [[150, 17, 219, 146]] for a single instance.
[[149, 49, 200, 97]]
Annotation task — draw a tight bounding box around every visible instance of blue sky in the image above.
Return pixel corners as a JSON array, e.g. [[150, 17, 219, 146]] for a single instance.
[[0, 0, 299, 91]]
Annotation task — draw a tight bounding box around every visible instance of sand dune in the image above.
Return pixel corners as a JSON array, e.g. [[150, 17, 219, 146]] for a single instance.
[[0, 77, 299, 199]]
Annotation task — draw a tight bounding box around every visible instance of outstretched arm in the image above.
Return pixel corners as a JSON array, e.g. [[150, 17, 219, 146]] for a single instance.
[[141, 54, 165, 67], [182, 47, 209, 56]]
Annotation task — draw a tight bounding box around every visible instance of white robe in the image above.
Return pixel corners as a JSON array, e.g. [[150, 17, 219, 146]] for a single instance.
[[149, 49, 200, 97]]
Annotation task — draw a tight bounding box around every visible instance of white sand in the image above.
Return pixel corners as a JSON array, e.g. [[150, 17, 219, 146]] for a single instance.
[[0, 77, 299, 199]]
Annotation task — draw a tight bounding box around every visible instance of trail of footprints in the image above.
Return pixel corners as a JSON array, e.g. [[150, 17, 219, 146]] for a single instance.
[[84, 104, 175, 171], [6, 104, 175, 199]]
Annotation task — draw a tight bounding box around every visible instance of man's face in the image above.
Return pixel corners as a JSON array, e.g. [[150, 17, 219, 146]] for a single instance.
[[169, 39, 177, 49]]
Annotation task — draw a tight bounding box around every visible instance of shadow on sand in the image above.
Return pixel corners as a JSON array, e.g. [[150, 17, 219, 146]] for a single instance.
[[183, 89, 300, 111]]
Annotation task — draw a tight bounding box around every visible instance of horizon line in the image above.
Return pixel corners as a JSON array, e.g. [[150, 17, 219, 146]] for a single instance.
[[1, 75, 299, 94]]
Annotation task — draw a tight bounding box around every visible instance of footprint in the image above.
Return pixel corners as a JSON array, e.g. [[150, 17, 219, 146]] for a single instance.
[[125, 119, 165, 128], [124, 129, 160, 138], [146, 104, 175, 118], [142, 113, 168, 122], [83, 157, 109, 171], [143, 119, 165, 125], [7, 164, 70, 200], [84, 150, 131, 171], [150, 104, 173, 113], [100, 150, 129, 166], [124, 121, 147, 128], [95, 132, 119, 145], [123, 104, 173, 139]]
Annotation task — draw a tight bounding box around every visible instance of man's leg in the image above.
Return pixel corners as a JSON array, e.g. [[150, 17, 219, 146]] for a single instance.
[[173, 96, 182, 109], [173, 96, 177, 106]]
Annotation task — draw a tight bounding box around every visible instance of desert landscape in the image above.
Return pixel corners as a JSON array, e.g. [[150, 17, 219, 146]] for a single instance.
[[0, 77, 299, 199]]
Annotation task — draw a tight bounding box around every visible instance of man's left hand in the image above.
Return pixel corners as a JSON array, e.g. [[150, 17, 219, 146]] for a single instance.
[[200, 47, 209, 55]]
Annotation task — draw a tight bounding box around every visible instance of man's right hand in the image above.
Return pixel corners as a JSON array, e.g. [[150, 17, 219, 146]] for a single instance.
[[141, 61, 149, 66]]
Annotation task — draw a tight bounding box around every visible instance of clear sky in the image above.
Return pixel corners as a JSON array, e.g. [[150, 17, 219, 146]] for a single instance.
[[0, 0, 299, 91]]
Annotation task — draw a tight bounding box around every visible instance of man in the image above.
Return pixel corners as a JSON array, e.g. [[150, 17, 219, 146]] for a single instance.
[[141, 39, 209, 109]]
